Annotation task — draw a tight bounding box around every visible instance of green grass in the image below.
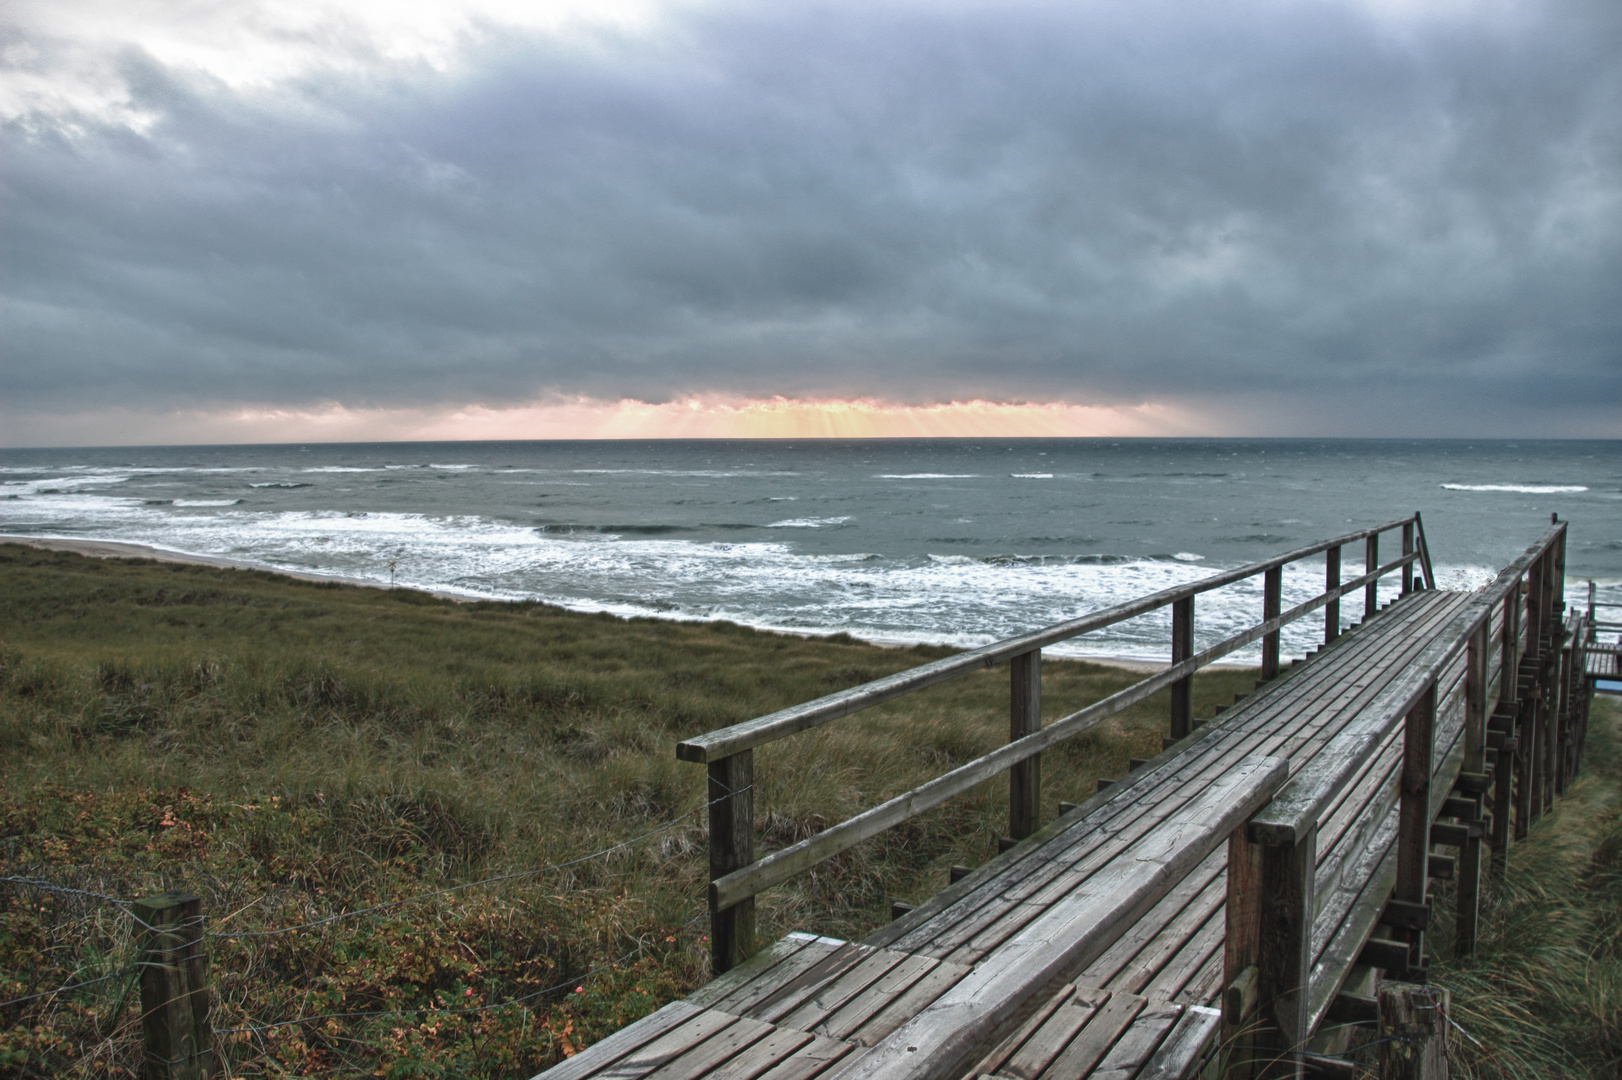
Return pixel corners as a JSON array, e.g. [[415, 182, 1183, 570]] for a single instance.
[[0, 544, 1257, 1078], [1426, 693, 1622, 1080]]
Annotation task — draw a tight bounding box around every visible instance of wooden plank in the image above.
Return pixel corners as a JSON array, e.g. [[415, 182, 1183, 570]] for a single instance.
[[1084, 1002, 1182, 1080], [833, 756, 1289, 1080], [594, 1010, 741, 1080], [744, 944, 876, 1025], [688, 936, 818, 1011], [846, 959, 973, 1047], [751, 1035, 855, 1080], [644, 1016, 779, 1080], [534, 1002, 704, 1080], [710, 939, 851, 1017], [818, 954, 942, 1041], [1135, 1005, 1221, 1080], [776, 949, 913, 1032], [961, 983, 1087, 1078], [1077, 851, 1224, 992], [1136, 904, 1224, 1004], [874, 590, 1460, 962], [1027, 992, 1147, 1080], [932, 592, 1463, 961], [911, 594, 1466, 966], [999, 986, 1111, 1079], [706, 1027, 818, 1080]]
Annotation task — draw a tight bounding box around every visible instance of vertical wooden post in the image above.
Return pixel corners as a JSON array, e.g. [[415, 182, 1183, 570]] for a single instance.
[[1324, 546, 1341, 645], [1009, 649, 1042, 840], [1395, 683, 1435, 972], [1224, 828, 1264, 1080], [1170, 596, 1194, 740], [1401, 521, 1415, 596], [1456, 624, 1486, 956], [1379, 983, 1450, 1080], [132, 892, 213, 1080], [1255, 828, 1317, 1080], [1262, 567, 1283, 681], [1499, 584, 1524, 854], [708, 750, 756, 974], [1365, 534, 1380, 618]]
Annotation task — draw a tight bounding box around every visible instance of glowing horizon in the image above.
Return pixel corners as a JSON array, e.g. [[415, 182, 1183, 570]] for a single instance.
[[1, 396, 1219, 447]]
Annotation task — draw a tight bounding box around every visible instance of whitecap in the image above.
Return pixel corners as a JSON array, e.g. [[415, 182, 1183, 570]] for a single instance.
[[1172, 552, 1206, 562], [1442, 483, 1588, 494], [765, 516, 852, 528], [876, 473, 980, 480], [173, 499, 244, 507], [1011, 473, 1054, 479]]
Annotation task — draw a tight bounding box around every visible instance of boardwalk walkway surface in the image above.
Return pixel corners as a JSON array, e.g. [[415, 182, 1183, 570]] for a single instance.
[[536, 518, 1594, 1080]]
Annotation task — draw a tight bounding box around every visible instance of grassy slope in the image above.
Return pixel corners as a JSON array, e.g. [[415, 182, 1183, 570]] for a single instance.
[[0, 544, 1257, 1078], [1428, 693, 1622, 1080]]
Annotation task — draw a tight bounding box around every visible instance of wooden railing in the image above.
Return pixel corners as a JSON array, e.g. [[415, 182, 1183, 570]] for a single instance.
[[678, 514, 1437, 974], [1223, 518, 1571, 1077]]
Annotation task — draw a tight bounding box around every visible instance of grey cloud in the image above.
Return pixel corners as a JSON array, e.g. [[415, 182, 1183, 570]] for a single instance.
[[2, 0, 1619, 433]]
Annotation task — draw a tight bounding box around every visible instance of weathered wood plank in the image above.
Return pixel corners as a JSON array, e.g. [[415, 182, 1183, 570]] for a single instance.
[[1085, 1002, 1182, 1080], [594, 1009, 741, 1080], [961, 983, 1088, 1079], [777, 949, 913, 1033], [833, 756, 1288, 1080], [689, 936, 819, 1012], [643, 1016, 779, 1080], [706, 1027, 818, 1080], [818, 954, 941, 1042], [1025, 992, 1146, 1080], [532, 1002, 705, 1080], [752, 1035, 856, 1080], [999, 985, 1110, 1079], [743, 944, 875, 1024], [846, 959, 973, 1047], [711, 939, 854, 1018], [1134, 1005, 1222, 1080]]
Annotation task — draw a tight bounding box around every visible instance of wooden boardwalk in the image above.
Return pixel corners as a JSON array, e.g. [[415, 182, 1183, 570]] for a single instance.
[[536, 518, 1594, 1080]]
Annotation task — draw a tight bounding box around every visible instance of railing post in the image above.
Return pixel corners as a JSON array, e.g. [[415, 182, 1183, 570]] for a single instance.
[[1493, 587, 1520, 870], [1395, 682, 1436, 974], [133, 891, 214, 1080], [1324, 545, 1341, 645], [1009, 649, 1042, 840], [1170, 596, 1194, 740], [1262, 567, 1283, 681], [1456, 623, 1487, 956], [1365, 533, 1380, 618], [1401, 521, 1415, 596], [1245, 824, 1316, 1080], [708, 750, 756, 975]]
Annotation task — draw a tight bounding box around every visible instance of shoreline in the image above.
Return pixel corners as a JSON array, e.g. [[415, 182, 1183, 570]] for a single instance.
[[0, 532, 1207, 673]]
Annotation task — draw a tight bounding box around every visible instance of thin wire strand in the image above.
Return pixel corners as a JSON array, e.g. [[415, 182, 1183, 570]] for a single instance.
[[0, 967, 139, 1011], [211, 788, 745, 940], [0, 876, 135, 908], [212, 910, 708, 1035]]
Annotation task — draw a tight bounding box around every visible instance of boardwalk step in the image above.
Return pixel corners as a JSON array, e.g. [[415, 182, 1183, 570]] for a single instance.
[[890, 902, 915, 920], [1454, 771, 1492, 794], [1430, 822, 1478, 846], [1441, 796, 1477, 818], [949, 864, 971, 884], [1056, 802, 1079, 816], [1097, 777, 1116, 792], [1358, 937, 1411, 973], [1382, 899, 1429, 930], [1428, 855, 1456, 879]]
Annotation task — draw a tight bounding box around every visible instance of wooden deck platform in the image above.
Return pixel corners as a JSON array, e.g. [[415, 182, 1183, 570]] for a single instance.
[[536, 588, 1490, 1080]]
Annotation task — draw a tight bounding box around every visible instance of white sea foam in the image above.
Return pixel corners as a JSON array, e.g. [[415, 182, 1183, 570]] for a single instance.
[[173, 499, 244, 507], [1172, 552, 1205, 562], [1011, 473, 1054, 479], [876, 473, 979, 479], [1442, 483, 1589, 494], [765, 516, 852, 528]]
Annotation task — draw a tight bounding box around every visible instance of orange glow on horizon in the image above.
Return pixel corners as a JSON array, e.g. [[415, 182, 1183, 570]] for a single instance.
[[3, 396, 1216, 446]]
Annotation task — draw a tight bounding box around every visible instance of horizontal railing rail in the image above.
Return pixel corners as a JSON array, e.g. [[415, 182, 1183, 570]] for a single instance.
[[684, 513, 1437, 974]]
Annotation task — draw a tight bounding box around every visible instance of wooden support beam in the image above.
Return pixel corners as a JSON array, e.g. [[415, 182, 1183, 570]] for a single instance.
[[132, 891, 214, 1080], [1009, 649, 1042, 840], [1365, 534, 1380, 618], [1401, 522, 1415, 596], [949, 864, 971, 884], [708, 750, 756, 975], [1171, 596, 1194, 740], [1379, 983, 1450, 1080], [1395, 682, 1435, 971]]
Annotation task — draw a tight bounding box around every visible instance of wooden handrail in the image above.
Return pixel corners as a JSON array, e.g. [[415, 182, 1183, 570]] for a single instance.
[[678, 515, 1421, 763]]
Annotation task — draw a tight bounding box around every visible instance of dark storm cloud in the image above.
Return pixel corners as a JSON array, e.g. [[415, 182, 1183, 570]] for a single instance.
[[2, 0, 1619, 432]]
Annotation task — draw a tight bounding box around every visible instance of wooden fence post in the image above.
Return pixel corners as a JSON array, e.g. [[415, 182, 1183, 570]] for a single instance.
[[1324, 545, 1341, 645], [708, 750, 756, 974], [1009, 649, 1042, 840], [1379, 983, 1450, 1080], [1171, 597, 1194, 740], [132, 892, 214, 1080], [1262, 568, 1283, 681], [1223, 827, 1264, 1079], [1395, 683, 1435, 976], [1226, 819, 1315, 1080], [1401, 522, 1415, 596], [1365, 534, 1380, 618]]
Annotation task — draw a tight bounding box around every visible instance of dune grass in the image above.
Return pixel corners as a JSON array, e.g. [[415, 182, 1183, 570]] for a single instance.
[[0, 543, 1257, 1078], [1426, 692, 1622, 1080]]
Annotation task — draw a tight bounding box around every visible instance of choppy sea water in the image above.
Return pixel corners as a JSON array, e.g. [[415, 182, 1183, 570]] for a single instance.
[[1, 439, 1617, 664]]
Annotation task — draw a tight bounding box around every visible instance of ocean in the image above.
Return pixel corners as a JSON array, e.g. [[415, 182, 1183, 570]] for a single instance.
[[2, 439, 1617, 665]]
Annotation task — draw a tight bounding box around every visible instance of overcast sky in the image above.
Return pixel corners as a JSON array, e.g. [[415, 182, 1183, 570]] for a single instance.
[[2, 0, 1619, 444]]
